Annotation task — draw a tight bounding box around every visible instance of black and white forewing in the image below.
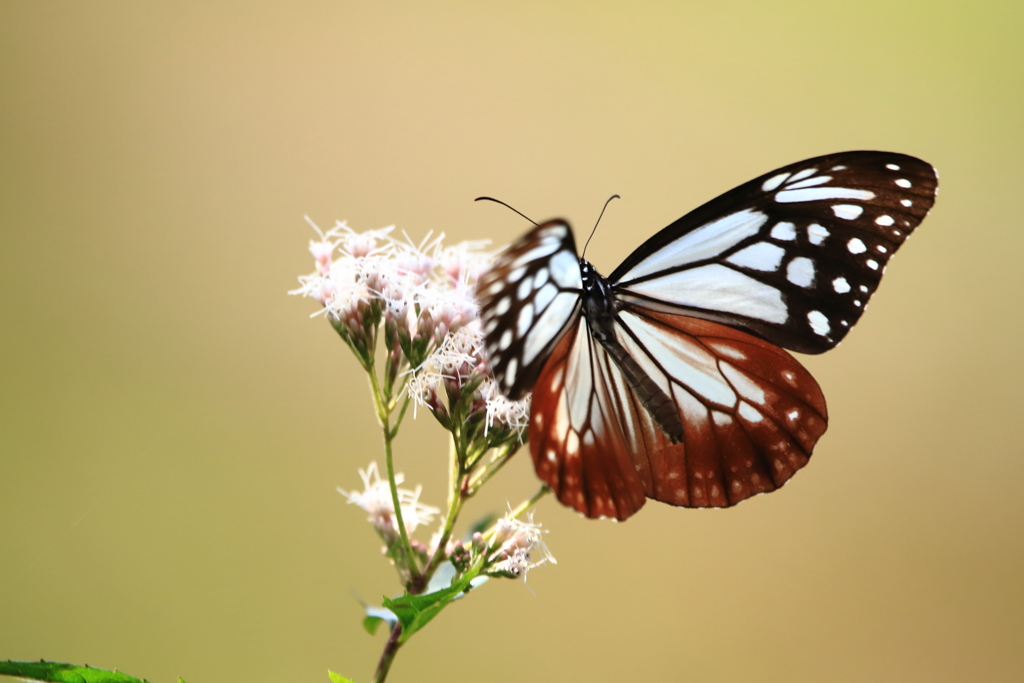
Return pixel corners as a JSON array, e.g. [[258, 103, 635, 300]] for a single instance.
[[476, 220, 583, 399], [611, 151, 938, 353]]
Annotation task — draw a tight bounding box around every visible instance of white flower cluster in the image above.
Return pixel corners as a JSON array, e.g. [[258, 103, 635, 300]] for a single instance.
[[291, 217, 530, 436], [290, 217, 491, 347], [338, 462, 439, 539]]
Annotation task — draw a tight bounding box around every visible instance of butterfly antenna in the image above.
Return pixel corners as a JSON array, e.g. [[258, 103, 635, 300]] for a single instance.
[[582, 194, 620, 258], [475, 196, 538, 226]]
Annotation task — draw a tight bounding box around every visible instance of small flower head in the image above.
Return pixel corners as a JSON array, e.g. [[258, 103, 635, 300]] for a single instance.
[[437, 239, 493, 286], [489, 511, 556, 582], [338, 462, 439, 543], [482, 379, 531, 435], [338, 221, 394, 258], [303, 215, 340, 276], [309, 240, 335, 276], [448, 539, 472, 573], [417, 283, 480, 342]]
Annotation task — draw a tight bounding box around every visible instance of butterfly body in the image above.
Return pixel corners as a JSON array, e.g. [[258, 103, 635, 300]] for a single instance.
[[477, 151, 937, 520], [578, 258, 687, 443]]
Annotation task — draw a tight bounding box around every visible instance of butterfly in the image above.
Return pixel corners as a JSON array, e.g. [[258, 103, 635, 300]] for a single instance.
[[475, 151, 938, 520]]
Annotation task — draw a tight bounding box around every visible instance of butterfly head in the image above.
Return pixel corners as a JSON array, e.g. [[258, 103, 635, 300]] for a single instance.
[[579, 258, 618, 328], [579, 258, 605, 292]]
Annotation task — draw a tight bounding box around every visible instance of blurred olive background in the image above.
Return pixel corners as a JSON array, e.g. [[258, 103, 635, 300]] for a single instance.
[[2, 2, 1022, 682]]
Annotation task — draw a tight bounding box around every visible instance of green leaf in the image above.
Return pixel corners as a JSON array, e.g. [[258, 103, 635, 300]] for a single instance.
[[362, 605, 397, 636], [327, 671, 356, 683], [363, 615, 385, 635], [0, 661, 147, 683], [381, 572, 476, 643]]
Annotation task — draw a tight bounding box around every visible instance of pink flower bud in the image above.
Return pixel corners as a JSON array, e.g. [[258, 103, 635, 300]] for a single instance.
[[309, 240, 335, 275]]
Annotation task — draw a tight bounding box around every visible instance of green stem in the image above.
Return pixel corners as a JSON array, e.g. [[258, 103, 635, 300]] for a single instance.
[[416, 438, 467, 592], [372, 622, 403, 683], [466, 443, 518, 495], [369, 367, 419, 578], [390, 395, 411, 438]]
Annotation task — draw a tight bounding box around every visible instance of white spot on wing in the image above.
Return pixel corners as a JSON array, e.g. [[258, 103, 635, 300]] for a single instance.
[[832, 277, 851, 293], [901, 199, 913, 207], [522, 292, 578, 365], [538, 225, 567, 240], [495, 297, 511, 315], [770, 222, 797, 241], [738, 401, 763, 423], [533, 282, 557, 312], [511, 243, 559, 270], [786, 257, 815, 287], [847, 238, 867, 254], [499, 329, 513, 350], [566, 431, 580, 457], [761, 173, 790, 192], [833, 204, 864, 220], [673, 385, 710, 430], [548, 250, 583, 288], [886, 163, 900, 170], [517, 276, 533, 301], [516, 302, 534, 337], [807, 223, 829, 245], [624, 264, 788, 324], [787, 168, 817, 183], [720, 362, 766, 405], [807, 310, 830, 336], [776, 187, 875, 203], [505, 358, 518, 385], [619, 209, 769, 281], [786, 175, 832, 189], [564, 322, 593, 429], [896, 178, 912, 188], [706, 342, 746, 361], [866, 259, 879, 270], [726, 242, 786, 272], [552, 390, 568, 436], [875, 215, 895, 226]]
